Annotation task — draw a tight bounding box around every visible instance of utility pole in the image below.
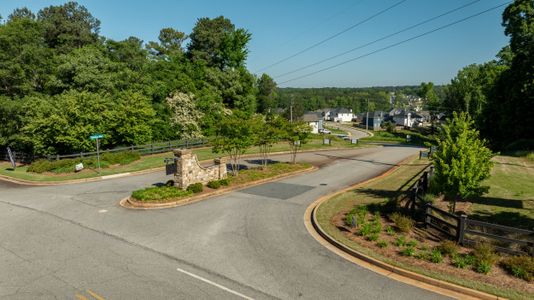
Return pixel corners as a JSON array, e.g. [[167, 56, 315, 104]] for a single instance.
[[366, 99, 369, 131], [290, 97, 294, 123]]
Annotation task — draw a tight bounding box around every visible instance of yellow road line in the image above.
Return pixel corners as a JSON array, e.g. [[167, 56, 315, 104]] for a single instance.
[[75, 294, 89, 300], [87, 289, 106, 300]]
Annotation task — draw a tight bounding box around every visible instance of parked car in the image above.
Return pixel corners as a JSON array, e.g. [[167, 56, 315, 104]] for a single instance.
[[319, 129, 331, 134]]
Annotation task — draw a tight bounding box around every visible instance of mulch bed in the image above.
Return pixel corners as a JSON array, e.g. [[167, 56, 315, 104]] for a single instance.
[[332, 210, 534, 295]]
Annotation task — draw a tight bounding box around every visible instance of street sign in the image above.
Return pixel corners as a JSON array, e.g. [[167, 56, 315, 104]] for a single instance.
[[90, 134, 104, 140], [6, 147, 16, 169]]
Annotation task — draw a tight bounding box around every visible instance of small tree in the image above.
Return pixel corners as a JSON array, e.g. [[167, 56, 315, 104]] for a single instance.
[[255, 114, 284, 168], [283, 121, 311, 164], [167, 92, 204, 139], [212, 111, 256, 175], [432, 112, 493, 213]]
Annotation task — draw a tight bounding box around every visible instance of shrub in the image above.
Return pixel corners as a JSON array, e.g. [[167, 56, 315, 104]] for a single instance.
[[429, 249, 443, 263], [385, 226, 395, 235], [366, 233, 379, 241], [452, 254, 474, 269], [421, 193, 436, 204], [358, 223, 373, 236], [406, 240, 418, 248], [346, 205, 369, 227], [186, 183, 203, 193], [219, 178, 230, 186], [207, 180, 221, 189], [472, 243, 497, 274], [131, 186, 192, 201], [395, 235, 406, 247], [438, 240, 459, 257], [389, 212, 414, 233], [401, 247, 416, 257], [27, 151, 140, 174], [376, 240, 388, 248], [501, 256, 534, 281]]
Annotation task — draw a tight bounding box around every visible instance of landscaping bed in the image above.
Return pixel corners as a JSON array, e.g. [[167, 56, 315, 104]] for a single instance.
[[129, 162, 312, 204], [316, 156, 534, 300]]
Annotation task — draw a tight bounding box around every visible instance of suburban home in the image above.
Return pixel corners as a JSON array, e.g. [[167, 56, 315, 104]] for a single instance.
[[330, 108, 354, 122], [392, 110, 415, 127], [302, 112, 323, 134], [361, 111, 384, 130]]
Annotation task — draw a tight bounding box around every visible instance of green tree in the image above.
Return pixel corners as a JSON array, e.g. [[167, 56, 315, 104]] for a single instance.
[[257, 73, 278, 114], [147, 28, 187, 58], [283, 121, 311, 164], [255, 114, 285, 167], [37, 1, 100, 53], [166, 92, 204, 139], [212, 111, 257, 175], [432, 112, 493, 213]]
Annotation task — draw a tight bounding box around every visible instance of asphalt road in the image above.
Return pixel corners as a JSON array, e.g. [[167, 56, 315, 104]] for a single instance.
[[0, 146, 449, 300]]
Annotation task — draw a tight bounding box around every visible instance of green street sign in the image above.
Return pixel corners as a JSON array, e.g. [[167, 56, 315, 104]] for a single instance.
[[90, 134, 104, 140]]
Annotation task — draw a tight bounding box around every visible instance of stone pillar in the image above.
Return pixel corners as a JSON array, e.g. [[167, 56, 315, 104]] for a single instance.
[[173, 149, 193, 189]]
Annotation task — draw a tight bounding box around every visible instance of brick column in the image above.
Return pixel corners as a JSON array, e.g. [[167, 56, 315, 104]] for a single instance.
[[173, 149, 193, 189]]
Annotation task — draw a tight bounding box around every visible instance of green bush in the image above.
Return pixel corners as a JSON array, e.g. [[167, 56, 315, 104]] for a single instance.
[[358, 223, 373, 236], [219, 178, 230, 186], [207, 180, 221, 189], [452, 254, 474, 269], [376, 240, 388, 248], [501, 256, 534, 282], [429, 249, 443, 263], [389, 212, 414, 233], [131, 186, 192, 201], [406, 240, 418, 248], [472, 243, 498, 274], [395, 235, 406, 247], [27, 151, 140, 173], [366, 233, 379, 241], [401, 247, 416, 257], [438, 240, 459, 257], [385, 226, 395, 235], [186, 183, 203, 193], [345, 205, 368, 227]]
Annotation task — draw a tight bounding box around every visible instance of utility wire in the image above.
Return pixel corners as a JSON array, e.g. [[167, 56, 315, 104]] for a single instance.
[[275, 0, 481, 79], [279, 2, 510, 85], [255, 0, 407, 73]]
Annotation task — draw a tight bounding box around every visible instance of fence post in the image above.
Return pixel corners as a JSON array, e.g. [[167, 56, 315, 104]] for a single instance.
[[422, 171, 428, 192], [168, 141, 171, 151], [150, 144, 154, 154], [186, 140, 189, 149], [457, 214, 467, 245], [424, 203, 432, 228], [56, 154, 59, 161], [80, 152, 83, 159]]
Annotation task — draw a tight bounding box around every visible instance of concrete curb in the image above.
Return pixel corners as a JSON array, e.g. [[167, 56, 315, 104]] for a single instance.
[[120, 165, 318, 210], [304, 156, 503, 300], [0, 146, 377, 187]]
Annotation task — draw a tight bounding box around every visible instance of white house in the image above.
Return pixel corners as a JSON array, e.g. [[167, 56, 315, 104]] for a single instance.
[[330, 108, 353, 122], [302, 112, 323, 134], [392, 110, 415, 127]]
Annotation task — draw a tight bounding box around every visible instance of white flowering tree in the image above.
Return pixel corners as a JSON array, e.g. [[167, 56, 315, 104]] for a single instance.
[[166, 92, 204, 139]]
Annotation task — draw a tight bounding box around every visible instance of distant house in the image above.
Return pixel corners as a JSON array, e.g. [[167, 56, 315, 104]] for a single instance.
[[330, 108, 354, 122], [361, 111, 384, 131], [315, 108, 333, 121], [392, 110, 415, 127], [302, 112, 323, 134]]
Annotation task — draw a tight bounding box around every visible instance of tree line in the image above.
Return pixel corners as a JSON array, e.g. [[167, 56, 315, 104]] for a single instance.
[[0, 2, 278, 155]]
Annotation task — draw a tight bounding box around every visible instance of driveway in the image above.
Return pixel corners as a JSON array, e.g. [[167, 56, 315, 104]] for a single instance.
[[0, 146, 447, 299]]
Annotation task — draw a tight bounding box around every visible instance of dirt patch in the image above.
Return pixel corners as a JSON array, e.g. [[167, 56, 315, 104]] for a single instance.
[[332, 210, 534, 295]]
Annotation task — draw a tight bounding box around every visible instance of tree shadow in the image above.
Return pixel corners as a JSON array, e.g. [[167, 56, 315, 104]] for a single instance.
[[467, 196, 524, 209], [468, 211, 534, 231], [244, 159, 280, 165], [226, 163, 249, 171]]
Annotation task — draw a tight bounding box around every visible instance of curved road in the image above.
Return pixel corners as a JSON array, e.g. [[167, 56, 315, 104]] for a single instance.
[[0, 146, 448, 299]]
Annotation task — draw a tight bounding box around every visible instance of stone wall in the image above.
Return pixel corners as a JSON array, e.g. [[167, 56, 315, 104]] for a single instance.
[[173, 149, 227, 189]]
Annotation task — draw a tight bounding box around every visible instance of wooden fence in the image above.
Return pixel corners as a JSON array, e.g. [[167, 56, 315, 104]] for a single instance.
[[404, 164, 534, 256], [1, 138, 208, 163]]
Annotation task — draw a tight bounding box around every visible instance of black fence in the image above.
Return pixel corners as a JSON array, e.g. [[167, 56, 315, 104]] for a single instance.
[[404, 164, 534, 256], [1, 138, 209, 163]]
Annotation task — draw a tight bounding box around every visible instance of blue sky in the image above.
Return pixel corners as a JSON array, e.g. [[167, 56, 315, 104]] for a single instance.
[[1, 0, 510, 88]]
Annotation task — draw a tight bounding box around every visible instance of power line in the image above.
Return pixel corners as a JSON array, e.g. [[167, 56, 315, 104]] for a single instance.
[[275, 0, 481, 79], [255, 0, 407, 73], [279, 2, 510, 85]]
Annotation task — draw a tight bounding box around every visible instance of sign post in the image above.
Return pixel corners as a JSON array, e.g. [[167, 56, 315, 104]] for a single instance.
[[90, 134, 104, 175], [6, 147, 16, 169]]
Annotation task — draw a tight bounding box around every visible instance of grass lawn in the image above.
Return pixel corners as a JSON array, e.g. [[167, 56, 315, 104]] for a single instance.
[[467, 155, 534, 230], [0, 137, 361, 182], [315, 156, 532, 300], [360, 129, 435, 146], [131, 162, 311, 202]]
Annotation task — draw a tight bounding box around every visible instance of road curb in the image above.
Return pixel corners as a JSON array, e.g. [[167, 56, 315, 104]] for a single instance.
[[120, 165, 318, 210], [304, 155, 503, 300]]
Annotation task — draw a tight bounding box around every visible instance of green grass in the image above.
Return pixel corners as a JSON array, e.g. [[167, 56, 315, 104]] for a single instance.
[[315, 156, 533, 300], [360, 129, 435, 146], [324, 126, 348, 134], [468, 155, 534, 230], [0, 138, 363, 182]]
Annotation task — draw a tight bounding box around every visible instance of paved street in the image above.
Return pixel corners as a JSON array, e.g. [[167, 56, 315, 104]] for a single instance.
[[0, 146, 448, 299]]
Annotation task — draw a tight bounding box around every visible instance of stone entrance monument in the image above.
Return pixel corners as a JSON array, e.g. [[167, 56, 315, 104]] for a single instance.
[[172, 149, 227, 189]]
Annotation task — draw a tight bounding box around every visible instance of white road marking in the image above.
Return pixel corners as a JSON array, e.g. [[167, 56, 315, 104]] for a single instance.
[[98, 209, 108, 213], [101, 173, 131, 179], [176, 267, 254, 300]]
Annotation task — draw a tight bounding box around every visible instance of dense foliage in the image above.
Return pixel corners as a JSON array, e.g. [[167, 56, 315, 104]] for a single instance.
[[0, 2, 262, 155]]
